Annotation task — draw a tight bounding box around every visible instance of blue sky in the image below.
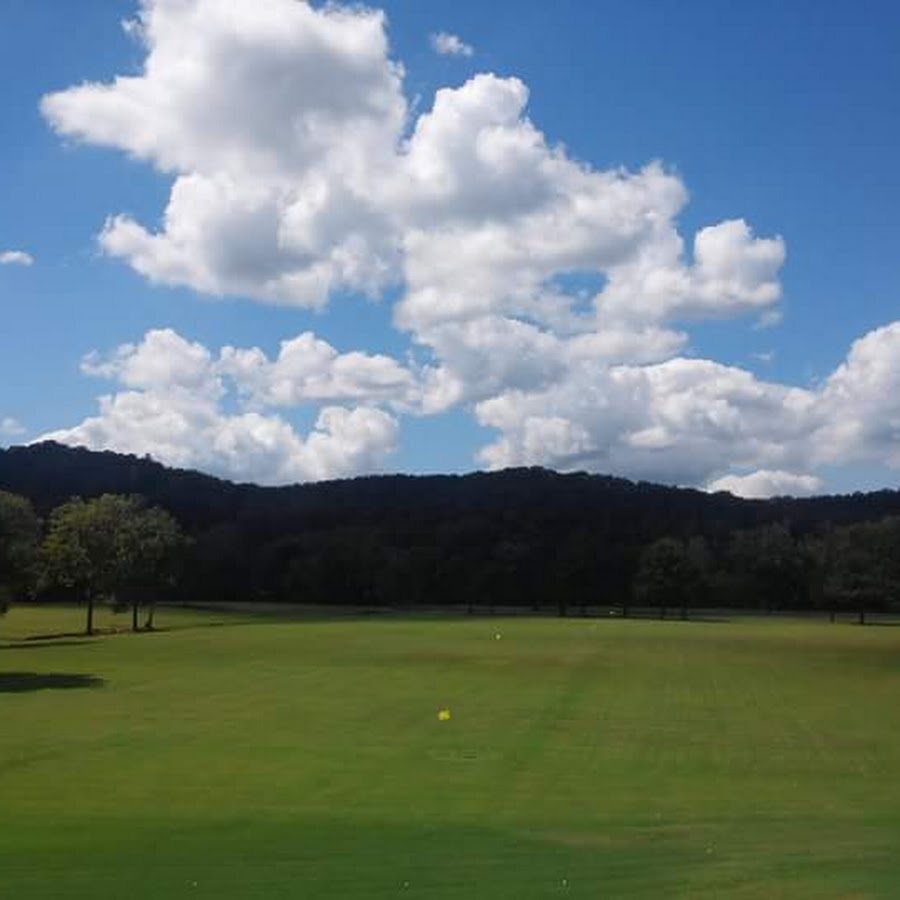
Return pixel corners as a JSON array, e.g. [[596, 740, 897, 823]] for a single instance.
[[1, 0, 899, 495]]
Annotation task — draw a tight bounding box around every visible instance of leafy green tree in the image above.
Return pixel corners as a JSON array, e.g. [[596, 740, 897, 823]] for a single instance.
[[0, 490, 40, 614], [41, 494, 183, 635], [120, 504, 185, 631]]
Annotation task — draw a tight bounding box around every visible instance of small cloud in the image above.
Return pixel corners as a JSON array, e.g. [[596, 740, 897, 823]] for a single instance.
[[430, 31, 474, 57], [0, 250, 34, 267], [751, 350, 775, 364], [753, 309, 782, 330], [0, 417, 26, 437], [706, 469, 823, 499], [121, 17, 141, 38]]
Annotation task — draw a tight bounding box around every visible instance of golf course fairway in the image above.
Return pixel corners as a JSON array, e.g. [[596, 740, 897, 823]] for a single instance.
[[3, 606, 900, 898]]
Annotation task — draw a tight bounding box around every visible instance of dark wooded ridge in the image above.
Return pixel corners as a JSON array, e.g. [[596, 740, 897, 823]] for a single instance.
[[2, 442, 899, 618]]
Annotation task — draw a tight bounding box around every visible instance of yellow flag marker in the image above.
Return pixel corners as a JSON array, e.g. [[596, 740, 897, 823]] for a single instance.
[[437, 708, 451, 721]]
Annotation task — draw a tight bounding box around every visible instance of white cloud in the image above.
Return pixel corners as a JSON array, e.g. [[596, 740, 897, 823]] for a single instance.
[[430, 31, 474, 58], [43, 318, 900, 489], [472, 320, 900, 492], [43, 0, 405, 179], [754, 308, 783, 330], [43, 0, 405, 307], [706, 470, 823, 499], [474, 356, 816, 485], [0, 250, 33, 266], [595, 218, 785, 323], [39, 1, 900, 492], [42, 6, 782, 327], [812, 322, 900, 468], [218, 331, 418, 407], [40, 329, 400, 484], [0, 417, 26, 437], [392, 76, 703, 332], [414, 316, 686, 413], [81, 328, 219, 395], [42, 396, 397, 485]]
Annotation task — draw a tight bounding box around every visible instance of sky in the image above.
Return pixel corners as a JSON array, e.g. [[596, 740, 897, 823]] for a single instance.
[[1, 0, 900, 497]]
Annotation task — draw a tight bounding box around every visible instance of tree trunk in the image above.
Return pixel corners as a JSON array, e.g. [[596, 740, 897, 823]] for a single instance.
[[858, 606, 866, 625], [85, 594, 94, 636], [144, 601, 156, 631], [132, 600, 139, 632]]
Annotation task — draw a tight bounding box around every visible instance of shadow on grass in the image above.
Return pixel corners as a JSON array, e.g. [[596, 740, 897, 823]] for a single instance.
[[0, 672, 105, 693], [1, 640, 99, 651], [22, 628, 131, 641]]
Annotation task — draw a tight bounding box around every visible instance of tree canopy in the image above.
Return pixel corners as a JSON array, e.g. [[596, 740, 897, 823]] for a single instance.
[[0, 490, 40, 613], [41, 494, 183, 634]]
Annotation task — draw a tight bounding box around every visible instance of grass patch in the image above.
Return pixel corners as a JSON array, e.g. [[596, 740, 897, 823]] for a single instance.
[[2, 608, 900, 897]]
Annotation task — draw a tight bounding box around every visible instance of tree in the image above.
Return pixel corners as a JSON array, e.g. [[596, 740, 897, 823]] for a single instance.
[[728, 523, 800, 612], [634, 537, 704, 620], [555, 530, 597, 617], [798, 528, 834, 619], [826, 518, 900, 624], [120, 504, 185, 631], [41, 494, 183, 635], [0, 491, 40, 614], [684, 536, 711, 615]]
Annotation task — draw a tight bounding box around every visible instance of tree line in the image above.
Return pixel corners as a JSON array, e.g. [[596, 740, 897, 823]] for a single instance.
[[633, 520, 900, 624], [0, 491, 183, 634], [1, 442, 899, 626]]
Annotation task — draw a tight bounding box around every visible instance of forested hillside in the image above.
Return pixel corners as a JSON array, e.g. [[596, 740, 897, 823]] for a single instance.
[[2, 442, 899, 615]]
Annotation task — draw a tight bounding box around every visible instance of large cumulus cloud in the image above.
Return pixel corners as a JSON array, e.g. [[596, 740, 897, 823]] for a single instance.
[[38, 0, 900, 494], [43, 0, 405, 306]]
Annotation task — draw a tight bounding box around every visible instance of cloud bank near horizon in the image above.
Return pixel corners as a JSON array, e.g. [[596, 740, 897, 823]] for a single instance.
[[37, 0, 900, 496]]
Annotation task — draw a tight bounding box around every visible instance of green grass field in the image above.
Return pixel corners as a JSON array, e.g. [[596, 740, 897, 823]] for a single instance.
[[3, 605, 900, 898]]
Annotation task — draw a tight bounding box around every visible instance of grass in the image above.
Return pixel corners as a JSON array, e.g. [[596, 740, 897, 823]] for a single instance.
[[2, 605, 900, 898]]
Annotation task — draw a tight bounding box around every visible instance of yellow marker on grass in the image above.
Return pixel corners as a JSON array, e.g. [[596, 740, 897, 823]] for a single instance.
[[437, 708, 451, 721]]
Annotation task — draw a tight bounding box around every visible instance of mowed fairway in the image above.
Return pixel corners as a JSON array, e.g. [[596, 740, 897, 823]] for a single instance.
[[3, 608, 900, 898]]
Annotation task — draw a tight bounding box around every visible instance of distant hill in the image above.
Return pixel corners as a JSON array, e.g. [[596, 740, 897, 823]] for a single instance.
[[2, 440, 899, 529], [2, 441, 899, 609]]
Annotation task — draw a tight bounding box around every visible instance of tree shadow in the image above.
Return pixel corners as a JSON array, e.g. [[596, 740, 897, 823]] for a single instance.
[[1, 640, 99, 651], [0, 672, 105, 693], [23, 629, 116, 641]]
